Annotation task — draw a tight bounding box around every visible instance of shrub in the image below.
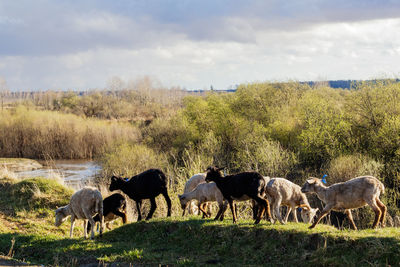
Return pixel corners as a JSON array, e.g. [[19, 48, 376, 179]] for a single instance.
[[326, 154, 383, 184], [0, 106, 140, 159]]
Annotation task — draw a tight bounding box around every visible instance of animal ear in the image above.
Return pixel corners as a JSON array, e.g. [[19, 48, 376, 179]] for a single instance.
[[306, 178, 316, 184]]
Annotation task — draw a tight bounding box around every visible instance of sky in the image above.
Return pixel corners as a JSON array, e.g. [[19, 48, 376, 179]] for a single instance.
[[1, 0, 400, 91]]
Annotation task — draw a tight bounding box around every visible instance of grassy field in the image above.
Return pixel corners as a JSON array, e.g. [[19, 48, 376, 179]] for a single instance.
[[1, 176, 400, 266]]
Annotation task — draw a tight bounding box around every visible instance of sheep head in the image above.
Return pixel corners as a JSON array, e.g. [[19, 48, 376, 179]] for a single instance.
[[54, 206, 69, 227], [178, 194, 189, 210], [301, 177, 321, 193], [205, 166, 224, 183], [109, 175, 124, 191], [300, 207, 319, 224]]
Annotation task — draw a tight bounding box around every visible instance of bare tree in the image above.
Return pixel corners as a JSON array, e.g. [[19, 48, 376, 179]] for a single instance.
[[107, 76, 125, 95], [0, 76, 9, 110]]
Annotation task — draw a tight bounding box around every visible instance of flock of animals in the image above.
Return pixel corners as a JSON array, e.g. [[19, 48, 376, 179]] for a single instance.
[[54, 167, 386, 239]]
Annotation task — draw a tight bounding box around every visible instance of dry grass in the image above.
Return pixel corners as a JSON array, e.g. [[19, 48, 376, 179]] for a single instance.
[[0, 106, 140, 159]]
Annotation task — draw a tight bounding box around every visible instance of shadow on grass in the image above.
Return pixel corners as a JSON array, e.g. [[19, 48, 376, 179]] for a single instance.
[[1, 218, 400, 266]]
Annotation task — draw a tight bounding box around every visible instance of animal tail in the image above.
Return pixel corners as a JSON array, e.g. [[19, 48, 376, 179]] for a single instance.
[[379, 180, 385, 195], [95, 196, 103, 215]]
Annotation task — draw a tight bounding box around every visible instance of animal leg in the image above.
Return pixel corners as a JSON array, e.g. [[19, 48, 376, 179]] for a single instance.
[[136, 200, 142, 221], [69, 215, 76, 238], [146, 198, 157, 220], [113, 210, 128, 224], [214, 201, 224, 220], [367, 199, 382, 229], [228, 199, 237, 223], [182, 201, 187, 217], [205, 203, 212, 218], [87, 214, 99, 233], [292, 206, 298, 223], [273, 197, 284, 224], [83, 220, 88, 238], [252, 200, 258, 220], [253, 196, 269, 224], [376, 197, 387, 227], [264, 198, 272, 221], [162, 190, 172, 217], [283, 206, 291, 223], [345, 209, 357, 230], [199, 203, 209, 218], [217, 200, 228, 221], [83, 209, 98, 239], [309, 204, 333, 229]]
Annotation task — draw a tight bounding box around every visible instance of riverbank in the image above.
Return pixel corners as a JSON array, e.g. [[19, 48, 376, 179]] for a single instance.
[[0, 158, 101, 189], [0, 158, 42, 172]]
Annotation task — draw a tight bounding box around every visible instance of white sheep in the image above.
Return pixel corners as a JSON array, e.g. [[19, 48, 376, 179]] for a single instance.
[[301, 176, 386, 229], [55, 186, 104, 239], [178, 182, 228, 220], [266, 178, 318, 224], [182, 173, 209, 216]]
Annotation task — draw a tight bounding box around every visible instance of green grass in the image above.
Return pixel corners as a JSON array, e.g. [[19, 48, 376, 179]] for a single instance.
[[1, 217, 400, 266], [1, 176, 400, 266], [0, 176, 73, 215]]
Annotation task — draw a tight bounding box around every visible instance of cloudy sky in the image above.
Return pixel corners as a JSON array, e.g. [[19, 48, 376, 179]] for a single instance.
[[1, 0, 400, 90]]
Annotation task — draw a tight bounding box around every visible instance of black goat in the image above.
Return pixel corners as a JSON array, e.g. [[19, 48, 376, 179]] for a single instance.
[[87, 193, 127, 233], [205, 166, 271, 224], [109, 169, 172, 221]]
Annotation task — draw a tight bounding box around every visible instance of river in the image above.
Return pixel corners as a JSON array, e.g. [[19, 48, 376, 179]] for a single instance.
[[14, 160, 102, 190]]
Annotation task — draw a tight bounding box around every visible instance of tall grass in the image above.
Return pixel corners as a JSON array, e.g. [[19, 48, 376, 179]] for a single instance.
[[0, 106, 140, 159]]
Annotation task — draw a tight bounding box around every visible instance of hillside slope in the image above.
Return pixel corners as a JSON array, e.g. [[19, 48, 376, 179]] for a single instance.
[[0, 176, 399, 266]]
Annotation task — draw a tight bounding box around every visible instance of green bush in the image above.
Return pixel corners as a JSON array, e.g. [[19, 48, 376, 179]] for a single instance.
[[326, 154, 383, 184]]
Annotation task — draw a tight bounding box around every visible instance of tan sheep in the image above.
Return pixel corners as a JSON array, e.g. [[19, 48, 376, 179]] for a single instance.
[[178, 182, 227, 220], [182, 173, 209, 216], [301, 176, 386, 230], [266, 178, 318, 224], [55, 186, 104, 239]]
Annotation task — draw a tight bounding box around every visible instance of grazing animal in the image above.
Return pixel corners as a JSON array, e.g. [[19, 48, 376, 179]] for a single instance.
[[266, 178, 318, 224], [301, 176, 386, 229], [109, 169, 172, 221], [205, 166, 271, 224], [178, 182, 228, 220], [182, 173, 210, 217], [87, 193, 127, 233], [55, 187, 103, 239]]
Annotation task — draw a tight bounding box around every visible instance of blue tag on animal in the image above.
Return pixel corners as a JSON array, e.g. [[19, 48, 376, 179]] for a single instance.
[[125, 178, 129, 182], [298, 207, 302, 212], [321, 174, 327, 184]]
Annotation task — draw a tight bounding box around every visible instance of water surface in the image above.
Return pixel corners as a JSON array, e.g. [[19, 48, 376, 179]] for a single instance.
[[15, 160, 101, 189]]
